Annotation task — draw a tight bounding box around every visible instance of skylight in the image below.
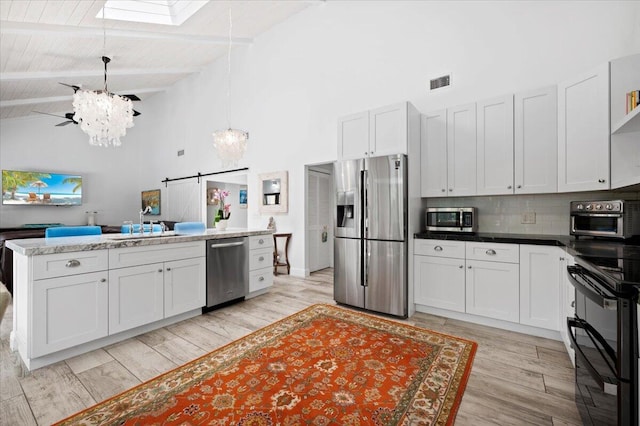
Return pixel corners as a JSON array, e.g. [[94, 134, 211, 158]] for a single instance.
[[98, 0, 209, 26]]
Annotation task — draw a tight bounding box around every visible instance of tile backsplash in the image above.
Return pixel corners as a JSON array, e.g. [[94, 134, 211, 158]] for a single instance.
[[425, 190, 640, 235]]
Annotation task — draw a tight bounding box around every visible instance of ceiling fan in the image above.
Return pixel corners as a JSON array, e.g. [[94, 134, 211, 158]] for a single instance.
[[32, 111, 78, 126]]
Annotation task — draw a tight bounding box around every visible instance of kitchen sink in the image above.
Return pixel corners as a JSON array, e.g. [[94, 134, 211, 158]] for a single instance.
[[105, 231, 176, 240]]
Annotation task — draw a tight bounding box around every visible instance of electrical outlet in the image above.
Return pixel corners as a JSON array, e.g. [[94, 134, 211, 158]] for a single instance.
[[521, 212, 536, 224]]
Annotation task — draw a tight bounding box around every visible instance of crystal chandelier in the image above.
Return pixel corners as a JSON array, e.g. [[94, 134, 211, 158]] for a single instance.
[[73, 9, 134, 147], [213, 7, 248, 167]]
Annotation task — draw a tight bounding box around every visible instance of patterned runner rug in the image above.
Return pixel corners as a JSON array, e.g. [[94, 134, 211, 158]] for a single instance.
[[55, 304, 477, 425]]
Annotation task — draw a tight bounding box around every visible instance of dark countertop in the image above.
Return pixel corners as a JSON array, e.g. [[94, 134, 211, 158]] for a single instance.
[[414, 231, 640, 286]]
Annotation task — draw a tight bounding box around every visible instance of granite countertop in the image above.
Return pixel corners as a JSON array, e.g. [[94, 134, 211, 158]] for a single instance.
[[5, 228, 273, 256]]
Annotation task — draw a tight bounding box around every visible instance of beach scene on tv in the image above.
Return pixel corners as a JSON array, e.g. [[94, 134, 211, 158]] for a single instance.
[[2, 170, 82, 206]]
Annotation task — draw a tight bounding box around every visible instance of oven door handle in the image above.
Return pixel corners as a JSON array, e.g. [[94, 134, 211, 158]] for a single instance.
[[567, 317, 620, 396], [567, 265, 618, 310]]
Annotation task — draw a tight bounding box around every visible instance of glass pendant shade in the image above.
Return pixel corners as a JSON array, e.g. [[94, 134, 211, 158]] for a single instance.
[[72, 90, 134, 147], [212, 128, 249, 168]]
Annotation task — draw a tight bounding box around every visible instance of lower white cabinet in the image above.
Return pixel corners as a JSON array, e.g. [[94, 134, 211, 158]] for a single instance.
[[248, 235, 274, 295], [164, 257, 206, 317], [466, 259, 519, 322], [108, 264, 164, 334], [415, 239, 566, 333], [414, 255, 465, 312], [519, 245, 561, 330], [32, 271, 108, 358]]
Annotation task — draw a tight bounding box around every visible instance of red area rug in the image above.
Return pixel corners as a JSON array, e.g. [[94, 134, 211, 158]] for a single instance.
[[55, 304, 477, 425]]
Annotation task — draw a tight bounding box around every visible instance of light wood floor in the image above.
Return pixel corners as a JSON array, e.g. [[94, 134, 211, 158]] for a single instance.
[[0, 269, 582, 425]]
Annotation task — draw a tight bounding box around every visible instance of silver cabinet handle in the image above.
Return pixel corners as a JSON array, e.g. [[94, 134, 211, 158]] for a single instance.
[[507, 185, 512, 189], [100, 278, 106, 283], [571, 301, 575, 308], [441, 189, 445, 192], [158, 269, 163, 273], [434, 246, 443, 251], [259, 276, 264, 282], [560, 257, 565, 261], [259, 256, 264, 261], [459, 265, 463, 269], [65, 259, 80, 268], [486, 249, 497, 256], [258, 238, 264, 244], [598, 179, 606, 183], [468, 266, 472, 269], [166, 267, 171, 271], [449, 188, 453, 192], [517, 185, 522, 189]]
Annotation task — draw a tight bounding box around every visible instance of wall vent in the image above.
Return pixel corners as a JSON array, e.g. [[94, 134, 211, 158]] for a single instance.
[[430, 75, 451, 90], [177, 149, 185, 156]]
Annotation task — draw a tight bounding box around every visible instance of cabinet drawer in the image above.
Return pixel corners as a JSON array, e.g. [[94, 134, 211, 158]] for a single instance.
[[249, 267, 273, 293], [466, 242, 519, 263], [249, 235, 273, 250], [33, 250, 108, 280], [414, 239, 465, 258], [110, 242, 205, 269], [250, 248, 273, 271]]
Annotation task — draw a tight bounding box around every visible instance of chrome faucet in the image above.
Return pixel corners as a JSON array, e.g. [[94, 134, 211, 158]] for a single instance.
[[148, 220, 156, 235], [139, 206, 152, 234], [160, 221, 167, 234], [123, 220, 134, 235]]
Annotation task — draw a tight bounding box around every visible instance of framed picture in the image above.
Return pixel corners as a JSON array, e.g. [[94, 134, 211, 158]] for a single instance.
[[141, 189, 161, 215], [239, 186, 247, 208]]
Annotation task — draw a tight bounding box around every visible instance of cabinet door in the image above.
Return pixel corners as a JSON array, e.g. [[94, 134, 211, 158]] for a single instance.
[[108, 264, 164, 334], [447, 103, 477, 196], [466, 260, 519, 322], [338, 111, 369, 160], [164, 257, 206, 317], [32, 271, 108, 357], [414, 255, 465, 312], [420, 110, 448, 197], [369, 102, 407, 157], [514, 86, 558, 194], [558, 62, 610, 192], [476, 95, 514, 195], [519, 245, 560, 330]]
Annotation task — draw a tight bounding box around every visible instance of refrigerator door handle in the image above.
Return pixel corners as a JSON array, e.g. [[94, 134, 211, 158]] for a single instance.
[[363, 240, 370, 287], [362, 169, 368, 238]]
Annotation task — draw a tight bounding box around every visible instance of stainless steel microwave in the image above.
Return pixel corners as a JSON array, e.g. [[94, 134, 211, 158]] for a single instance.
[[425, 207, 477, 233], [570, 200, 640, 239]]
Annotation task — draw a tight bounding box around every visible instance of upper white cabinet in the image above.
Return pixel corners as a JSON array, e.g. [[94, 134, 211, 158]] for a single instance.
[[558, 62, 610, 192], [338, 102, 414, 160], [447, 103, 477, 196], [476, 95, 514, 195], [610, 53, 640, 189], [514, 86, 558, 194], [420, 110, 448, 197], [337, 111, 369, 160]]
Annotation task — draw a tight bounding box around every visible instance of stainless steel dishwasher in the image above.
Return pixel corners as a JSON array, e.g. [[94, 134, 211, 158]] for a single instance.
[[205, 237, 248, 311]]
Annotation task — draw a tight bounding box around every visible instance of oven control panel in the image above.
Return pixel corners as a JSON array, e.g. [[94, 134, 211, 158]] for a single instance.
[[571, 200, 623, 213]]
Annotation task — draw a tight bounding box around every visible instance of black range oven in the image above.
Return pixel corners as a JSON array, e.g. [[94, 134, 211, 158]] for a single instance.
[[567, 256, 639, 425]]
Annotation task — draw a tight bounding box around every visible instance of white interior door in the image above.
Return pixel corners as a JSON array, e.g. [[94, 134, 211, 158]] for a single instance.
[[307, 169, 332, 272], [167, 180, 202, 222]]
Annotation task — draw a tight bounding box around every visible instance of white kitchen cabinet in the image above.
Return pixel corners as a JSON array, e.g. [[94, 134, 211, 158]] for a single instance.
[[420, 110, 448, 197], [558, 62, 610, 192], [466, 259, 519, 323], [32, 271, 108, 358], [164, 257, 206, 318], [108, 264, 164, 334], [447, 103, 477, 196], [337, 102, 416, 160], [414, 253, 465, 312], [559, 254, 575, 366], [514, 85, 558, 194], [519, 245, 561, 330], [610, 53, 640, 189], [464, 241, 519, 322], [337, 111, 369, 160], [476, 95, 514, 195], [247, 235, 274, 296]]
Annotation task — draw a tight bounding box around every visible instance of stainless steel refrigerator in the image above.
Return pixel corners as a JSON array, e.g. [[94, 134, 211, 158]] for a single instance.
[[333, 154, 407, 317]]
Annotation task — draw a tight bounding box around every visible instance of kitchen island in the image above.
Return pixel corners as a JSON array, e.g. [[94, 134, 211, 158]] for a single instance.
[[6, 228, 273, 370]]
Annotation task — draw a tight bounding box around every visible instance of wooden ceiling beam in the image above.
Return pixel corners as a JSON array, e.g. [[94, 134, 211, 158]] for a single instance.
[[0, 20, 253, 45], [1, 68, 199, 81]]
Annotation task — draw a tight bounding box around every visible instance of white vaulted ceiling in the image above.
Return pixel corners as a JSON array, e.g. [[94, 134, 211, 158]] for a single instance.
[[0, 0, 315, 121]]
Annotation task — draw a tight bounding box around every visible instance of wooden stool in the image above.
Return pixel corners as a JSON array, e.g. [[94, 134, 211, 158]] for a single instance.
[[273, 233, 292, 275]]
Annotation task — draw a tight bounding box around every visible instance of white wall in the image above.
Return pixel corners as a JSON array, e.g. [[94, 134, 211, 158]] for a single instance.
[[1, 1, 639, 273]]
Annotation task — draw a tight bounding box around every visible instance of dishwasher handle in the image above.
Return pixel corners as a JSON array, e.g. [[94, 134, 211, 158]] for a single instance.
[[210, 241, 245, 249]]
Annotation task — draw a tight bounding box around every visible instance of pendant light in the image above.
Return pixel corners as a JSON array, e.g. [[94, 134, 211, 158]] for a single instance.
[[213, 6, 248, 167], [72, 7, 134, 147]]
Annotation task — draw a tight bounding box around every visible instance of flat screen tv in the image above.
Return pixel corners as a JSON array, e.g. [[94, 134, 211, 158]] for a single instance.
[[2, 169, 82, 206]]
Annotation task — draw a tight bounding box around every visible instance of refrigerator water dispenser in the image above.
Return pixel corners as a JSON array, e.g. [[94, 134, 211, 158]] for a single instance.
[[336, 191, 355, 228]]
